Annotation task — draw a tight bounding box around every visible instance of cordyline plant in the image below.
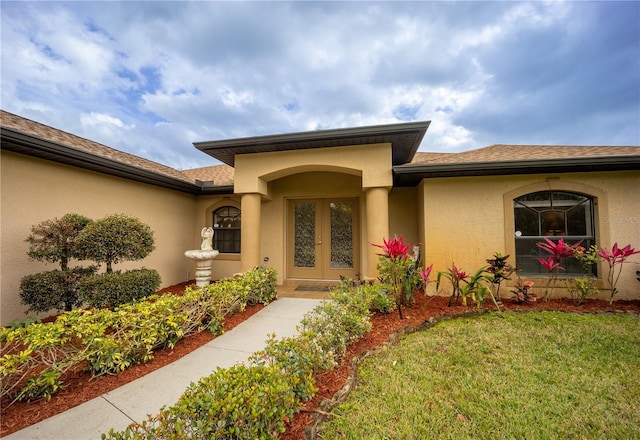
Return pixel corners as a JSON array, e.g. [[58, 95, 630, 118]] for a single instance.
[[436, 264, 469, 306], [598, 243, 640, 304], [372, 236, 431, 319], [536, 237, 582, 301]]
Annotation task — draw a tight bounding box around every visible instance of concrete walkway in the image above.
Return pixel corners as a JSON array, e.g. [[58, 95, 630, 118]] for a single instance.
[[4, 298, 323, 440]]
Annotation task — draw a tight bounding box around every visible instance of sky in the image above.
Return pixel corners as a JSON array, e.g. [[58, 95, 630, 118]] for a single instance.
[[1, 1, 639, 170]]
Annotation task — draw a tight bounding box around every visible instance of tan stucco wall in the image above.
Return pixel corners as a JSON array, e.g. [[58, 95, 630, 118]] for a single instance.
[[233, 143, 393, 196], [1, 151, 198, 325], [389, 187, 419, 249], [419, 171, 640, 300]]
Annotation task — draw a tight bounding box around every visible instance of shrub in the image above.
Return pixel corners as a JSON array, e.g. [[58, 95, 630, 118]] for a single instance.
[[105, 365, 299, 439], [237, 267, 278, 305], [20, 213, 94, 313], [75, 214, 155, 273], [2, 269, 277, 405], [78, 269, 161, 309], [568, 277, 599, 306], [250, 334, 320, 401], [103, 274, 374, 439], [25, 213, 93, 270], [19, 267, 97, 313]]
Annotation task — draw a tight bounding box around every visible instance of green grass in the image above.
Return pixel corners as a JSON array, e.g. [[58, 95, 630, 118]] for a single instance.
[[319, 311, 640, 439]]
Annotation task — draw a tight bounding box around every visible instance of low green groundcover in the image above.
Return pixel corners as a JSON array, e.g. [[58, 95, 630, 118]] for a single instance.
[[320, 311, 640, 439]]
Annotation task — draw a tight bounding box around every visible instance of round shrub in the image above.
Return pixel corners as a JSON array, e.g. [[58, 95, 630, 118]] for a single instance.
[[78, 269, 161, 309], [19, 267, 97, 313], [75, 214, 155, 273]]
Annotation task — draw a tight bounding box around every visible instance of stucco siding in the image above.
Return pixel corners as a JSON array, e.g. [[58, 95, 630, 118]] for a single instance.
[[388, 187, 419, 248], [420, 171, 640, 299], [1, 151, 197, 325]]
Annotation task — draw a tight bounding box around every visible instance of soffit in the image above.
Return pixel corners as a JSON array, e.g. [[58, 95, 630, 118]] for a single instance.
[[194, 121, 431, 167]]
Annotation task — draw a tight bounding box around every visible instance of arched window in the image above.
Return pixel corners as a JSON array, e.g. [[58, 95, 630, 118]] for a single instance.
[[212, 206, 241, 253], [514, 191, 595, 276]]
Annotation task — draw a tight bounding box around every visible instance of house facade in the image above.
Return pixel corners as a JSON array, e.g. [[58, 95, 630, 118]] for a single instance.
[[2, 110, 639, 325]]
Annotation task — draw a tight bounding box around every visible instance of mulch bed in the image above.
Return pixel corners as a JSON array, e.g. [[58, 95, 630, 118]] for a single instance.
[[2, 283, 639, 438]]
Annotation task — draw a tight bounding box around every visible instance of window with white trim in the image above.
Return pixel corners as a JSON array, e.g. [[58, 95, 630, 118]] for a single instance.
[[514, 191, 595, 276]]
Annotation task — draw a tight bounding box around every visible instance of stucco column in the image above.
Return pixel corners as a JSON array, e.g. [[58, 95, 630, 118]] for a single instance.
[[366, 186, 390, 278], [240, 193, 262, 272]]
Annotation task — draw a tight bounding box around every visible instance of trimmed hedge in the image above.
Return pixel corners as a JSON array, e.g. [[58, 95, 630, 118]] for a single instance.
[[1, 268, 277, 404], [19, 267, 97, 313], [78, 269, 161, 309], [103, 277, 377, 440]]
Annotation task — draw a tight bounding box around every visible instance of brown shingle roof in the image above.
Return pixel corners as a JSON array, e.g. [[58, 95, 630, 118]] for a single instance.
[[411, 145, 640, 164], [182, 164, 235, 186], [0, 110, 194, 184]]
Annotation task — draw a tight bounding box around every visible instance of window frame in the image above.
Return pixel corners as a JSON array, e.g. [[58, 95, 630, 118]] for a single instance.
[[503, 180, 609, 286], [513, 191, 595, 277], [212, 206, 241, 254]]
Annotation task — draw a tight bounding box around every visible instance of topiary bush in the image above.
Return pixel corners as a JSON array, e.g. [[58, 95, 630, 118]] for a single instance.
[[75, 213, 155, 273], [19, 267, 97, 313], [20, 213, 95, 313], [78, 269, 161, 309]]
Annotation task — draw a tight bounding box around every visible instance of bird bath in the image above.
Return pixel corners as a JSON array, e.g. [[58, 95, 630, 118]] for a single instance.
[[184, 227, 219, 287]]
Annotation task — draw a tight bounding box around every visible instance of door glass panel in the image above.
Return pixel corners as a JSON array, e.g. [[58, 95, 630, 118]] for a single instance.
[[330, 201, 353, 269], [294, 203, 316, 268]]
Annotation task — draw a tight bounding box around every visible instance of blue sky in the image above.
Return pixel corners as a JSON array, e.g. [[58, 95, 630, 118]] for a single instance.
[[2, 1, 639, 169]]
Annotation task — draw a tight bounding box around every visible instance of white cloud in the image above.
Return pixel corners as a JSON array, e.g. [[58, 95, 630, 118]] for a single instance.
[[1, 1, 638, 169]]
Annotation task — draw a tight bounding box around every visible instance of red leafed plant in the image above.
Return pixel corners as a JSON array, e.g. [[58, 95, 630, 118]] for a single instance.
[[597, 243, 640, 304], [536, 237, 582, 301], [436, 264, 470, 306], [372, 235, 424, 319]]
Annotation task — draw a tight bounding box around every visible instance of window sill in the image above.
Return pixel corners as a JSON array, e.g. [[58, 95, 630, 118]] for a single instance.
[[215, 253, 241, 261]]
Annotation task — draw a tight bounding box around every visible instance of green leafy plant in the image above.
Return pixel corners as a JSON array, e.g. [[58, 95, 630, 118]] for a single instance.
[[25, 213, 93, 270], [462, 266, 491, 309], [373, 236, 423, 319], [20, 267, 97, 313], [568, 277, 599, 306], [2, 268, 277, 406], [75, 213, 155, 273], [436, 264, 469, 306], [78, 269, 161, 309], [568, 245, 601, 306], [104, 273, 374, 440], [20, 213, 96, 313]]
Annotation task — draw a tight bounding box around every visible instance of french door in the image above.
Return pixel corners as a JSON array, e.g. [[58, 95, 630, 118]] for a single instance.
[[287, 198, 359, 280]]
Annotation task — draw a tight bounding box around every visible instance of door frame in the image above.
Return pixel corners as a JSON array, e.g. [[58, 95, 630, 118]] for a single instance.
[[286, 197, 360, 280]]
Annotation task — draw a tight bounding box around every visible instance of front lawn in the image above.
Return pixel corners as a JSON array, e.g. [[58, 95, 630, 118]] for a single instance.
[[319, 311, 640, 439]]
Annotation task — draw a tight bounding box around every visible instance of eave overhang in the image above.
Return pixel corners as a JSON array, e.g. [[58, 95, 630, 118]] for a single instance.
[[393, 155, 640, 186], [194, 121, 431, 167], [1, 127, 234, 195]]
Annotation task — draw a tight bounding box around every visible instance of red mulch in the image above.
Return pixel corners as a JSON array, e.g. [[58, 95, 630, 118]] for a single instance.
[[2, 285, 639, 438]]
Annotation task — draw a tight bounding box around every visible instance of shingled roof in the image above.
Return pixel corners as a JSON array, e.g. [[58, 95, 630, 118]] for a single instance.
[[2, 110, 638, 190], [0, 110, 193, 184], [411, 145, 640, 164]]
